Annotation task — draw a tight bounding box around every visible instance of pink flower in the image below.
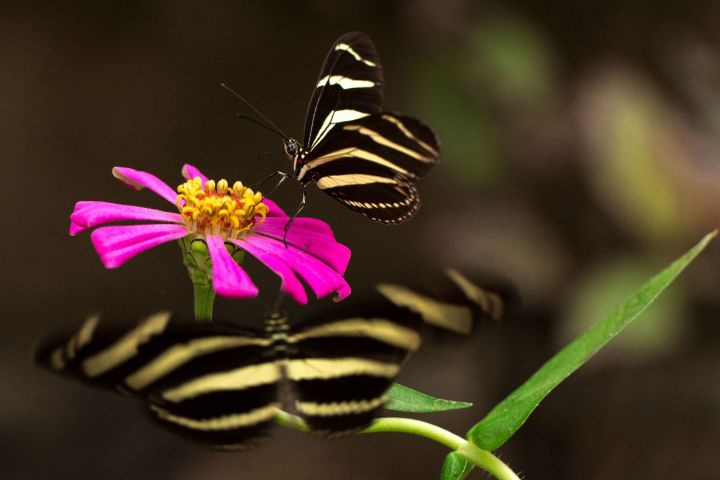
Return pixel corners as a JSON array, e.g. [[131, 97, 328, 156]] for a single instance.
[[70, 164, 351, 304]]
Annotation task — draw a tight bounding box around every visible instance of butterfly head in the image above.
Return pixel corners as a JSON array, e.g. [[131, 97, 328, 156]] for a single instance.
[[283, 138, 308, 173], [284, 137, 304, 159]]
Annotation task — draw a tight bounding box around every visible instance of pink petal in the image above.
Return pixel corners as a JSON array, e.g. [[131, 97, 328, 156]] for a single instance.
[[260, 216, 333, 237], [90, 223, 189, 269], [206, 235, 259, 298], [235, 238, 308, 304], [333, 282, 352, 302], [234, 235, 350, 302], [181, 164, 208, 184], [69, 201, 183, 235], [112, 167, 178, 204], [254, 218, 350, 274], [263, 199, 287, 217], [70, 221, 85, 236]]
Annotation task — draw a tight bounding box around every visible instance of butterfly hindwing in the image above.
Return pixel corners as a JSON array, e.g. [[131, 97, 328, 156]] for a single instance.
[[285, 315, 421, 434], [303, 31, 384, 150], [296, 112, 440, 223]]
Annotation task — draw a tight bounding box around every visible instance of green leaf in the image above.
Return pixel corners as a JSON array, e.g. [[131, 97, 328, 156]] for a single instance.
[[440, 452, 474, 480], [560, 259, 687, 362], [385, 384, 473, 413], [468, 232, 716, 451]]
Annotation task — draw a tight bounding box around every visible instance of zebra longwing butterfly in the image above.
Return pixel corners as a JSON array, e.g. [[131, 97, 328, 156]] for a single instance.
[[283, 32, 440, 224], [36, 271, 503, 449]]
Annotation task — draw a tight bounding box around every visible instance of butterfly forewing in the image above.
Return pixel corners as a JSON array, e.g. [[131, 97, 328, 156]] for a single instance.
[[303, 32, 384, 150], [376, 269, 516, 335], [36, 314, 280, 449]]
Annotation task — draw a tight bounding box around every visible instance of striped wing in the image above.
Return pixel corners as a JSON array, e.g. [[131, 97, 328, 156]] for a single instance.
[[285, 315, 421, 434], [297, 112, 440, 223], [35, 313, 280, 449], [303, 31, 384, 150], [281, 269, 507, 434], [376, 269, 513, 335], [35, 312, 423, 445]]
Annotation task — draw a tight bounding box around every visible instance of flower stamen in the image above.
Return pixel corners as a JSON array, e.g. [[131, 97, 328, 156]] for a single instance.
[[176, 177, 268, 239]]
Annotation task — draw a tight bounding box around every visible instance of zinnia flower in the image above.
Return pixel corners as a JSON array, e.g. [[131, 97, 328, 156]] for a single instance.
[[70, 164, 351, 304]]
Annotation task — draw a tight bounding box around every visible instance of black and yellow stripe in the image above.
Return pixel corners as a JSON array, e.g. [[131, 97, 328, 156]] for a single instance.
[[35, 271, 508, 448]]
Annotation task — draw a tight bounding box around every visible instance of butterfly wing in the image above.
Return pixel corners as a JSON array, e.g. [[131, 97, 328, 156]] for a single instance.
[[281, 269, 506, 435], [35, 313, 280, 449], [376, 269, 515, 335], [285, 312, 421, 435], [297, 112, 440, 223], [303, 31, 384, 151]]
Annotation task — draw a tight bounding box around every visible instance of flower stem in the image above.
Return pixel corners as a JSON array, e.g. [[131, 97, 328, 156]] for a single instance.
[[179, 237, 215, 322], [192, 276, 215, 322], [272, 411, 520, 480]]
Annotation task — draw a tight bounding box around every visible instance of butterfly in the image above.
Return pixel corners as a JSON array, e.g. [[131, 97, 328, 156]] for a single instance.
[[259, 32, 440, 224], [35, 271, 503, 449]]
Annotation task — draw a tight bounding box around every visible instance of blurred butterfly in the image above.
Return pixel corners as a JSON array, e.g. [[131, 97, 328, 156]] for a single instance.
[[36, 271, 504, 449]]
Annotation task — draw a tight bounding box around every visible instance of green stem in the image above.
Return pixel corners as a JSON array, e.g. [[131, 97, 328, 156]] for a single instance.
[[192, 278, 215, 322], [457, 442, 520, 480], [179, 237, 216, 322], [362, 417, 466, 450], [273, 411, 520, 480]]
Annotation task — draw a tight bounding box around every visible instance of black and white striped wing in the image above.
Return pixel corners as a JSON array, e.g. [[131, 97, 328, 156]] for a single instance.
[[303, 31, 384, 151], [35, 313, 281, 449], [377, 269, 511, 335], [297, 112, 440, 223], [35, 312, 422, 445], [285, 316, 421, 434]]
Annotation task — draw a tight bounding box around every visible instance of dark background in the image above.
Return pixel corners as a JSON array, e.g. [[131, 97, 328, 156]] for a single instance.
[[2, 1, 720, 479]]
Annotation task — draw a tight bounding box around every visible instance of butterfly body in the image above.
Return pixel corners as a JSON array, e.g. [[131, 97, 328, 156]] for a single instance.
[[286, 32, 440, 223]]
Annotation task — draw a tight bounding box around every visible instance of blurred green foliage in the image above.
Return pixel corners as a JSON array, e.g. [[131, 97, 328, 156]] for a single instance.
[[465, 18, 556, 106]]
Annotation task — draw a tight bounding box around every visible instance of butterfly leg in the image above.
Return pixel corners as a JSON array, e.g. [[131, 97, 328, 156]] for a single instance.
[[282, 184, 308, 247], [252, 170, 290, 192], [253, 152, 284, 182]]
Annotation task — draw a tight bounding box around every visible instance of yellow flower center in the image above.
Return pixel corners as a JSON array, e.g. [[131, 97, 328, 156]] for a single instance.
[[176, 177, 268, 240]]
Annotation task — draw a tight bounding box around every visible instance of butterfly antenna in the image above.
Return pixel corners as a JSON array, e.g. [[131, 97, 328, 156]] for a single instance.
[[220, 83, 289, 141], [236, 114, 283, 136]]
